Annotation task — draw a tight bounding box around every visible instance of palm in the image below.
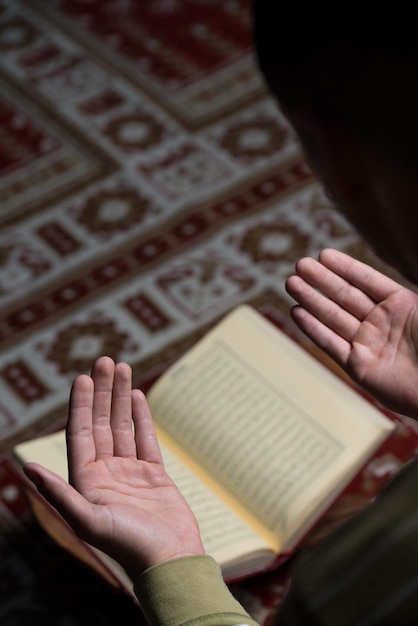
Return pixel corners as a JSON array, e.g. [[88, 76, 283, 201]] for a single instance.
[[24, 358, 204, 580], [286, 249, 418, 418], [348, 290, 418, 413], [73, 455, 200, 578]]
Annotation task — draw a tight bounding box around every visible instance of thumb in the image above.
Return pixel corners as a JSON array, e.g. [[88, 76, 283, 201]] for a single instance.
[[23, 462, 94, 534]]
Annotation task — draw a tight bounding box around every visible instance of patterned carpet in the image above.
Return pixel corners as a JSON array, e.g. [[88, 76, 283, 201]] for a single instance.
[[1, 1, 418, 624]]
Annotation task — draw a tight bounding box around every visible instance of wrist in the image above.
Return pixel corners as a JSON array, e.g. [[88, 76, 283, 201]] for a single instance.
[[125, 538, 206, 581]]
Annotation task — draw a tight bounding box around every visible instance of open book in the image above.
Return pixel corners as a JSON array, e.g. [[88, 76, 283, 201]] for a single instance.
[[14, 304, 397, 594]]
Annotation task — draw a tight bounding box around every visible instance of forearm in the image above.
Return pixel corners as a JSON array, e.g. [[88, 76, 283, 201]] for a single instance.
[[134, 555, 259, 626]]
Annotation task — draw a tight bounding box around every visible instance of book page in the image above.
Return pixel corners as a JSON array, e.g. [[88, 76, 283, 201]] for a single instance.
[[158, 438, 275, 576], [148, 305, 394, 547], [14, 429, 274, 579]]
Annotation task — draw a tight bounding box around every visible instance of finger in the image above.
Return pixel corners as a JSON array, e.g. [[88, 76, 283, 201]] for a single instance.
[[293, 256, 376, 320], [286, 274, 361, 342], [23, 463, 96, 540], [111, 362, 137, 459], [66, 374, 95, 482], [91, 357, 115, 459], [132, 389, 164, 464], [319, 249, 403, 302], [291, 305, 351, 366]]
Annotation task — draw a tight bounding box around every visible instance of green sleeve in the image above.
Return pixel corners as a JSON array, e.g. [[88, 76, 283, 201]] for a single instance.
[[134, 555, 259, 626]]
